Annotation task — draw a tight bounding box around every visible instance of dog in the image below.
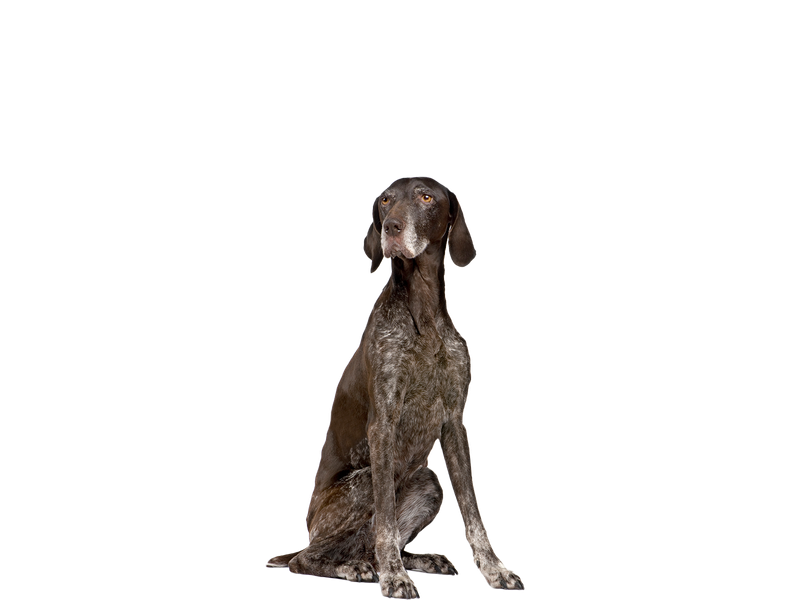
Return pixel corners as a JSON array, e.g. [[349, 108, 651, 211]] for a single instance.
[[267, 177, 522, 598]]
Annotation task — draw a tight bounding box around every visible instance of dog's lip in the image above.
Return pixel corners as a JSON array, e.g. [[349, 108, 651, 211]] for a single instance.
[[384, 246, 404, 259], [383, 241, 411, 259]]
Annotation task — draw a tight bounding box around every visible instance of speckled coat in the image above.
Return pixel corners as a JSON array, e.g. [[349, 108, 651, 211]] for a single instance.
[[268, 178, 522, 598]]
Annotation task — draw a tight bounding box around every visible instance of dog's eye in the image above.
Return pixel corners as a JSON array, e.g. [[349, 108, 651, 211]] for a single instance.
[[422, 194, 433, 203], [381, 197, 389, 205]]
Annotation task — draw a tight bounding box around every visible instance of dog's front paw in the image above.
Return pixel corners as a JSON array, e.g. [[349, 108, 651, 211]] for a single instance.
[[475, 557, 524, 590], [379, 569, 419, 598]]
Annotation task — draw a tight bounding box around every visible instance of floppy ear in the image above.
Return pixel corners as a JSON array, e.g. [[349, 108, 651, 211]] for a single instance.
[[447, 190, 476, 266], [363, 198, 384, 272]]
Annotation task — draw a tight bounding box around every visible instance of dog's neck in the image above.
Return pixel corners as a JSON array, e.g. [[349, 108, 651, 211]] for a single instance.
[[390, 240, 448, 334]]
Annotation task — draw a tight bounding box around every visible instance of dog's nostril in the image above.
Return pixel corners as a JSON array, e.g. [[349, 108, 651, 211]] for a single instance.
[[384, 219, 403, 235]]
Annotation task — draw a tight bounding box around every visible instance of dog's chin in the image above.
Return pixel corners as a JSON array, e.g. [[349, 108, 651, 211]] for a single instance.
[[383, 243, 413, 259]]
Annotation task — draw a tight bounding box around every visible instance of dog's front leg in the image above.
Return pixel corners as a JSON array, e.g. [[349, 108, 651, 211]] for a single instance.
[[368, 408, 419, 598], [441, 419, 524, 590]]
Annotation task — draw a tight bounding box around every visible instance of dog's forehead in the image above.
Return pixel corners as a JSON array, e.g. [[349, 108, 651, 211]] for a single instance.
[[383, 177, 446, 197]]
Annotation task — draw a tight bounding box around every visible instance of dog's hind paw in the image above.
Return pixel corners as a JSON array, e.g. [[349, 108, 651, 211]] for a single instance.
[[402, 551, 458, 575], [335, 560, 378, 583]]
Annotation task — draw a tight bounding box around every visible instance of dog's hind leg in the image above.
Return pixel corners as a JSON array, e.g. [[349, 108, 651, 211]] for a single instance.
[[396, 467, 458, 575], [288, 467, 379, 583]]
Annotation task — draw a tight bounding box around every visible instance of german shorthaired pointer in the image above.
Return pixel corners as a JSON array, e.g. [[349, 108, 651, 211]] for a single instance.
[[267, 177, 522, 597]]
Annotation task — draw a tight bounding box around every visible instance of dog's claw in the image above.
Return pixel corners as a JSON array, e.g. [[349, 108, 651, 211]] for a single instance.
[[380, 570, 419, 598], [401, 552, 457, 576], [496, 570, 523, 590], [335, 560, 377, 583], [477, 559, 524, 590]]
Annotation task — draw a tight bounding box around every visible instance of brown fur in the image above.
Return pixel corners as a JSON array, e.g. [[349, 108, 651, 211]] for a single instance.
[[267, 178, 522, 597]]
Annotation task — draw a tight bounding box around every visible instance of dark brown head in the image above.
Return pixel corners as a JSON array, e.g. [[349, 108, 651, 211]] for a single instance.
[[363, 177, 476, 272]]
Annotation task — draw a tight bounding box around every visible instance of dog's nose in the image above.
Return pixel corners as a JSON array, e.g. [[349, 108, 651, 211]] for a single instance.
[[384, 217, 404, 236]]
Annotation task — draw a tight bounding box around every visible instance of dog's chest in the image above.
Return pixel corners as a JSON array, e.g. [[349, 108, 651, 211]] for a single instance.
[[393, 325, 469, 466]]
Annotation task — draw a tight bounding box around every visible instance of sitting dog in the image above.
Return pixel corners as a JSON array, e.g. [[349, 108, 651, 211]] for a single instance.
[[268, 177, 523, 598]]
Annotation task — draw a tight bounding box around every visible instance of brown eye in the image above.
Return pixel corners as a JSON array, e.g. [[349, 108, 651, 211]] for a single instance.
[[422, 194, 432, 203], [381, 197, 389, 205]]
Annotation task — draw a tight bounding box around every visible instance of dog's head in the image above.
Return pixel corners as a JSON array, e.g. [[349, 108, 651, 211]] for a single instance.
[[363, 177, 476, 272]]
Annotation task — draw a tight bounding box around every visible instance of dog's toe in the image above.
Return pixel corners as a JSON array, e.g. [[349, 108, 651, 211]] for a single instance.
[[336, 560, 378, 583], [402, 551, 457, 575]]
